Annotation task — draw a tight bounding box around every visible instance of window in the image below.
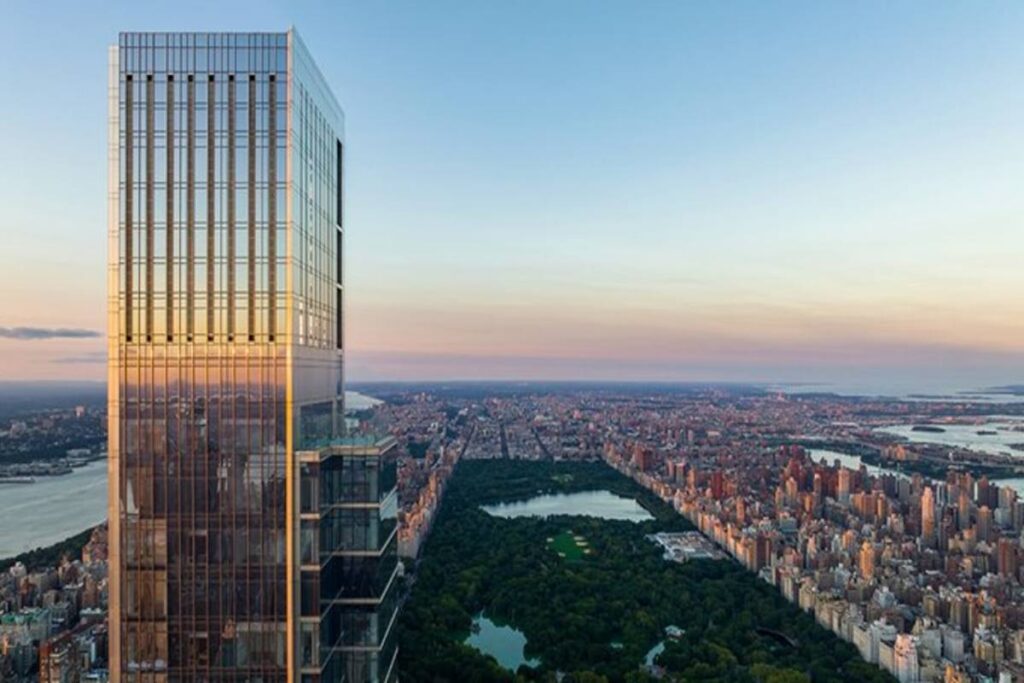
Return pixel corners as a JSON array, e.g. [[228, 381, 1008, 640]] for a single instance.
[[336, 228, 343, 285], [336, 288, 343, 350], [336, 140, 343, 227]]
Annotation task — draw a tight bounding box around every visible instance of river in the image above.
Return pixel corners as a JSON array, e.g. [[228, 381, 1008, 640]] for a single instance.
[[0, 391, 382, 560], [875, 419, 1024, 457], [0, 459, 107, 559], [808, 448, 894, 479], [808, 448, 1024, 496]]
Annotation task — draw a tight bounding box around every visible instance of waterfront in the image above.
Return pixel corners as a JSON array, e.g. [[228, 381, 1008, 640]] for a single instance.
[[809, 447, 1024, 497], [346, 390, 383, 411], [808, 448, 891, 478], [875, 419, 1024, 457], [768, 381, 1024, 404], [481, 489, 654, 521], [0, 459, 107, 558], [0, 390, 380, 561]]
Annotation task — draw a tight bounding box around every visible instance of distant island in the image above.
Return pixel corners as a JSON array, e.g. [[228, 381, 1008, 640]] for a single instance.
[[965, 385, 1024, 396]]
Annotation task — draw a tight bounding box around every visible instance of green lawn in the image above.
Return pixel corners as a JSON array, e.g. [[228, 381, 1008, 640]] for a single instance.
[[548, 530, 590, 561]]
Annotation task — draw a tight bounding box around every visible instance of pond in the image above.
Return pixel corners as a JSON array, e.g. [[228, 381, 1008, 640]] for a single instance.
[[644, 641, 665, 667], [464, 613, 539, 671], [481, 490, 654, 521]]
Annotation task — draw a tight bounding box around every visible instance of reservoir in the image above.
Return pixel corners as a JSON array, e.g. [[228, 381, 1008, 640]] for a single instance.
[[481, 489, 654, 522]]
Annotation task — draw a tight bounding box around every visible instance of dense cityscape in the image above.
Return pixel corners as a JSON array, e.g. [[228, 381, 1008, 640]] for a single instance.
[[1, 5, 1023, 683], [7, 385, 1024, 680], [379, 384, 1024, 682], [0, 524, 109, 682]]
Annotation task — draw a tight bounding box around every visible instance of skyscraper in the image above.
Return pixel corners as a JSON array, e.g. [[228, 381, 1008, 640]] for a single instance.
[[976, 505, 993, 544], [921, 486, 936, 549], [997, 538, 1019, 579], [108, 31, 398, 681], [958, 475, 973, 531], [837, 468, 851, 506], [859, 540, 875, 581]]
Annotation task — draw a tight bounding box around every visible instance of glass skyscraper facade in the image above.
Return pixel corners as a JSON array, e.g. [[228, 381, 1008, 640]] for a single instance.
[[107, 31, 397, 682], [299, 438, 399, 682]]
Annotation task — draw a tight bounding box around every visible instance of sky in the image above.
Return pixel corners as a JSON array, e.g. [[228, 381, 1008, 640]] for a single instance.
[[1, 1, 1023, 390]]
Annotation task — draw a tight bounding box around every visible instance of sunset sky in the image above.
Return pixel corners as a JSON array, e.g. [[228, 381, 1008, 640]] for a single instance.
[[1, 1, 1023, 389]]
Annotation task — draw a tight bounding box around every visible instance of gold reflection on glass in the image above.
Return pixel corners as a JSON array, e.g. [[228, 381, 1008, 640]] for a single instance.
[[110, 31, 348, 682]]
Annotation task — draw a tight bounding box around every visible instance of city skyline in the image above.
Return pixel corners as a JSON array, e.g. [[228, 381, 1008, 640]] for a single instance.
[[2, 1, 1024, 388]]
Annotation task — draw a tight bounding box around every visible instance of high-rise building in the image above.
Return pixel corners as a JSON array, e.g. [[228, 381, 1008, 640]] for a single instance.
[[893, 633, 920, 683], [859, 540, 876, 581], [958, 477, 973, 530], [107, 31, 398, 682], [976, 505, 993, 544], [999, 485, 1017, 515], [997, 538, 1019, 579], [921, 486, 936, 548], [837, 468, 851, 506]]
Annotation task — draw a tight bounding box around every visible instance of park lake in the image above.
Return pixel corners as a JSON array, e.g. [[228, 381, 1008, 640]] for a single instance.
[[466, 488, 651, 668], [464, 614, 539, 671], [401, 460, 891, 682], [480, 489, 654, 522]]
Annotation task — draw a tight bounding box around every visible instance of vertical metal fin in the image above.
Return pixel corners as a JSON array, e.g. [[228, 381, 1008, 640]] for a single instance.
[[268, 74, 277, 341], [125, 75, 134, 341], [145, 75, 154, 341], [186, 74, 195, 339], [248, 74, 256, 341], [207, 75, 216, 340], [166, 76, 175, 340], [227, 75, 236, 341]]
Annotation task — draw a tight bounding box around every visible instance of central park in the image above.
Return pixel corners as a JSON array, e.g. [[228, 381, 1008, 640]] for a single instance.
[[397, 459, 896, 682]]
